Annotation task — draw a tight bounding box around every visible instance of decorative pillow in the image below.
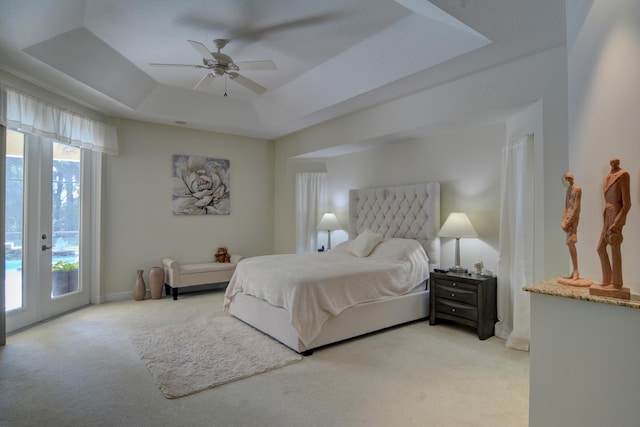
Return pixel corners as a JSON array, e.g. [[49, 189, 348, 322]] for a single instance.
[[350, 229, 384, 257]]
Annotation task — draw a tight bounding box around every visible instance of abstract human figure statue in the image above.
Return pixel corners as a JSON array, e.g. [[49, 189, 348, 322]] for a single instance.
[[595, 158, 631, 292], [561, 173, 581, 280]]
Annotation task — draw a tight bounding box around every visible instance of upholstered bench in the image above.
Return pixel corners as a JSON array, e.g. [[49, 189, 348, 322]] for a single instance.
[[162, 255, 243, 300]]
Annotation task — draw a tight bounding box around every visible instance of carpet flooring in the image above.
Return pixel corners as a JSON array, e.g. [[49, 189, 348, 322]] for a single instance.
[[1, 290, 529, 426]]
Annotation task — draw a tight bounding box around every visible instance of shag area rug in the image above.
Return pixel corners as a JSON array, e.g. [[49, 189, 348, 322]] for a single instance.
[[129, 315, 302, 399]]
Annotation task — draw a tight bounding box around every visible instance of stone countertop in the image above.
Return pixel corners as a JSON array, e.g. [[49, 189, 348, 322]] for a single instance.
[[524, 278, 640, 309]]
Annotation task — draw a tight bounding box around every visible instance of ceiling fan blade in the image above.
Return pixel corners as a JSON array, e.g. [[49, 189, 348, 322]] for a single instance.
[[193, 73, 215, 91], [150, 63, 205, 69], [240, 12, 343, 38], [187, 40, 215, 60], [227, 72, 267, 94], [177, 12, 343, 42], [235, 60, 276, 71]]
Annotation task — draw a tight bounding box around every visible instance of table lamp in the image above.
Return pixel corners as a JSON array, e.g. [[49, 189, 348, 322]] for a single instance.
[[317, 213, 341, 250], [438, 212, 478, 273]]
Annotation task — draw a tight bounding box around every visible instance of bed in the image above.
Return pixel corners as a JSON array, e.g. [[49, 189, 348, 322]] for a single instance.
[[224, 182, 440, 354]]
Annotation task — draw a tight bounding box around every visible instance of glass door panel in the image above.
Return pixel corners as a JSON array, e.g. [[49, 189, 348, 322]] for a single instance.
[[4, 129, 24, 311], [50, 142, 81, 298]]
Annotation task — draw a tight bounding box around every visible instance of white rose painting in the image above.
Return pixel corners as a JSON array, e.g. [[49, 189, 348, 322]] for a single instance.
[[172, 155, 230, 215]]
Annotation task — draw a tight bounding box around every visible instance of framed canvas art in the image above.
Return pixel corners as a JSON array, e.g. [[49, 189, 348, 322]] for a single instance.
[[171, 154, 230, 215]]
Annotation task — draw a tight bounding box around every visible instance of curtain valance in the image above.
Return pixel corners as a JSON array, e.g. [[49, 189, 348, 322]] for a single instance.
[[0, 84, 118, 155]]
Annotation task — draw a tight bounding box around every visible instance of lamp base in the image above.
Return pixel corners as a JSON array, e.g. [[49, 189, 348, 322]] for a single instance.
[[448, 266, 466, 273]]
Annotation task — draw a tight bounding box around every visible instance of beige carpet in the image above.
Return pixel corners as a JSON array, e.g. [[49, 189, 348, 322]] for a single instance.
[[129, 315, 302, 398], [2, 291, 529, 426]]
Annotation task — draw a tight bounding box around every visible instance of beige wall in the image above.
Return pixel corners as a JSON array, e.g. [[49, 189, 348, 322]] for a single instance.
[[567, 0, 640, 291], [529, 2, 640, 425], [102, 120, 274, 299], [323, 124, 505, 273], [274, 46, 568, 281]]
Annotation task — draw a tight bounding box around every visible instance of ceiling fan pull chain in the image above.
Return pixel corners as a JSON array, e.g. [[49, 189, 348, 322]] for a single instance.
[[224, 77, 228, 97]]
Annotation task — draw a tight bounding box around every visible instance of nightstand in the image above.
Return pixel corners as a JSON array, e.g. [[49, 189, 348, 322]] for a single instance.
[[429, 271, 497, 340]]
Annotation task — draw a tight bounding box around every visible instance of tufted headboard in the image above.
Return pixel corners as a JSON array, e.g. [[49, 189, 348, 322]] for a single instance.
[[348, 182, 440, 272]]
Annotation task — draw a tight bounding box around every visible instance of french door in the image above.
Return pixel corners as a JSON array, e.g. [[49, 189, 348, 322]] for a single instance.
[[5, 129, 90, 332]]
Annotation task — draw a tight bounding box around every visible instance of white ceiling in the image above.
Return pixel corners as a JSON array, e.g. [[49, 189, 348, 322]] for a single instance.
[[0, 0, 566, 140]]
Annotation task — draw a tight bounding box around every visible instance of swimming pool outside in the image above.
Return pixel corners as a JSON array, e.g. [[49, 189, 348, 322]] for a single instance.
[[5, 255, 78, 311]]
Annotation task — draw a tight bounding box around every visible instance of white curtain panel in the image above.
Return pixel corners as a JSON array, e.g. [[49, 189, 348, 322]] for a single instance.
[[495, 134, 534, 351], [295, 173, 328, 253], [0, 85, 118, 155]]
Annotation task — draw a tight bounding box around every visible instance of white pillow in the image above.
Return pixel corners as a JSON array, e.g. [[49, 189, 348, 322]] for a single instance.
[[350, 229, 384, 257]]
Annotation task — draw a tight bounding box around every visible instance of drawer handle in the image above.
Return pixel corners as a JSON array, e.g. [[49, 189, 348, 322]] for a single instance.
[[451, 293, 456, 297], [451, 308, 456, 313], [452, 283, 457, 287]]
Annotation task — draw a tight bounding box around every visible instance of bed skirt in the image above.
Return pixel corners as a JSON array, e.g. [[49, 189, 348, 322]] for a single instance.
[[227, 288, 429, 353]]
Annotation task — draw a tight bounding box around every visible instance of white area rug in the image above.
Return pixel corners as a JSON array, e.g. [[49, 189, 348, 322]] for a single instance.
[[129, 315, 302, 399]]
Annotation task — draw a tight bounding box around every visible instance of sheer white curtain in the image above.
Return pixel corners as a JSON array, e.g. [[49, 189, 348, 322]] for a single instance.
[[495, 134, 534, 351], [295, 173, 328, 253], [0, 84, 118, 154]]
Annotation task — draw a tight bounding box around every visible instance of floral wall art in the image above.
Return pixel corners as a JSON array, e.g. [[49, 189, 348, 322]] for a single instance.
[[172, 155, 230, 215]]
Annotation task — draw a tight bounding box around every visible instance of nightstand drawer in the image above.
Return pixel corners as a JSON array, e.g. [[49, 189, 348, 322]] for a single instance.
[[435, 299, 477, 322], [434, 278, 477, 293], [435, 284, 476, 305]]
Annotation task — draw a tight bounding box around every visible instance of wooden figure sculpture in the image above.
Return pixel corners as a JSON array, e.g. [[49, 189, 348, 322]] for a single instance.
[[558, 173, 592, 287], [590, 158, 631, 299]]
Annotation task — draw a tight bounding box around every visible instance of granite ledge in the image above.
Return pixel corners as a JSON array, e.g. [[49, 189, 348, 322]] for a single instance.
[[524, 278, 640, 309]]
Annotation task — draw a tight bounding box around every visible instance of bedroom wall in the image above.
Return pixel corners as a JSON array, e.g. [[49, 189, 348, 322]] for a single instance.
[[323, 124, 504, 273], [274, 45, 568, 281], [102, 119, 274, 300], [566, 0, 640, 292], [529, 2, 640, 426]]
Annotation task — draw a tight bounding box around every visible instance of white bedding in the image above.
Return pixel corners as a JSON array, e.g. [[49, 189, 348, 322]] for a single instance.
[[223, 238, 429, 346]]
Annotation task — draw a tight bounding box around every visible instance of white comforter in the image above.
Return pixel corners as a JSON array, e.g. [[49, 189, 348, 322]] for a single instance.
[[223, 238, 429, 346]]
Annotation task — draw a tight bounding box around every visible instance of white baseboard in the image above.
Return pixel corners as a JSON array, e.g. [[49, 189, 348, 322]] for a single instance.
[[103, 283, 225, 304], [105, 290, 141, 302]]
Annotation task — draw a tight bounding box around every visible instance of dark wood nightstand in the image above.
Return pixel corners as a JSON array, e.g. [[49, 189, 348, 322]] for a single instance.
[[429, 271, 497, 340]]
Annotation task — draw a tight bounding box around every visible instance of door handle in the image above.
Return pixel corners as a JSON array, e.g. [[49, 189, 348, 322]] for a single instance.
[[41, 234, 52, 251]]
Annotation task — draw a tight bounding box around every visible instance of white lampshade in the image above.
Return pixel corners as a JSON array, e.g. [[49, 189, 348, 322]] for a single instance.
[[438, 212, 478, 273], [318, 213, 341, 251], [317, 213, 341, 231], [438, 212, 478, 238]]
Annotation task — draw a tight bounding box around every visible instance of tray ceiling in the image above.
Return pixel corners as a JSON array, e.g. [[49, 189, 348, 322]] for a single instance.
[[0, 0, 565, 139]]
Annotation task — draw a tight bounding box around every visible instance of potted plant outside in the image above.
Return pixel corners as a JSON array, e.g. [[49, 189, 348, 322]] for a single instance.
[[52, 260, 79, 296]]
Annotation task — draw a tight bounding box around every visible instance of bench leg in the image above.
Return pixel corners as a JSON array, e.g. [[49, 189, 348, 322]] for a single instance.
[[164, 284, 171, 296], [172, 287, 179, 300]]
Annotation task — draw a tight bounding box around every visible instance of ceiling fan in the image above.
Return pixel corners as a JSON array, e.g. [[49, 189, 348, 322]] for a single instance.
[[150, 38, 276, 94]]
